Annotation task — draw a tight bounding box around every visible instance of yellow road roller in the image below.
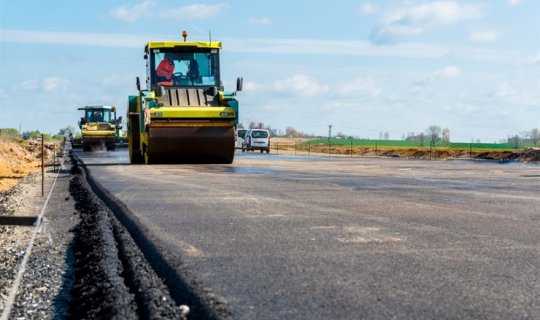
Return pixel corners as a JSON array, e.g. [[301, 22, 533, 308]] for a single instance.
[[78, 105, 122, 151], [127, 31, 242, 164]]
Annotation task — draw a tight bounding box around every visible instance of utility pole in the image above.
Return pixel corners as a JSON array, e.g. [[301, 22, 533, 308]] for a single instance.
[[328, 125, 333, 144]]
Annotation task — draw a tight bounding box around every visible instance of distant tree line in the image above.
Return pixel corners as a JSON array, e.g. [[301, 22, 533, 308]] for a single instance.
[[402, 125, 450, 147], [0, 127, 76, 141], [239, 122, 539, 149], [239, 122, 317, 138], [507, 128, 539, 149], [0, 128, 20, 139]]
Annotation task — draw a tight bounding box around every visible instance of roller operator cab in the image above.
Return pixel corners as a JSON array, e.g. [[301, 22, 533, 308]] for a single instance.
[[127, 31, 243, 164], [78, 105, 122, 151]]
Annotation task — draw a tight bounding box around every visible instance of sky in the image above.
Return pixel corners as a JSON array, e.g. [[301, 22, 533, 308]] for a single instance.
[[0, 0, 539, 142]]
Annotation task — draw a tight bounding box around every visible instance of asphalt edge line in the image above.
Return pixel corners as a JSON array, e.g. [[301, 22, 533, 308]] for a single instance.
[[0, 151, 64, 320], [70, 152, 232, 320]]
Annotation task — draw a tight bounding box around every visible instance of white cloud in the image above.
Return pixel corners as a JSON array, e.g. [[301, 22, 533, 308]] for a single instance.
[[469, 30, 498, 44], [527, 52, 540, 64], [457, 103, 479, 114], [371, 1, 482, 44], [248, 17, 272, 25], [42, 77, 69, 91], [495, 82, 514, 98], [224, 37, 452, 59], [414, 66, 461, 89], [14, 77, 69, 92], [272, 74, 328, 97], [0, 29, 146, 47], [15, 79, 40, 91], [243, 81, 264, 93], [110, 1, 156, 22], [156, 4, 227, 22], [360, 3, 376, 15], [490, 81, 538, 107], [507, 0, 522, 6], [100, 74, 133, 87], [338, 76, 381, 96], [109, 2, 226, 23], [436, 66, 461, 78], [385, 1, 482, 25], [0, 29, 522, 63], [369, 25, 423, 44]]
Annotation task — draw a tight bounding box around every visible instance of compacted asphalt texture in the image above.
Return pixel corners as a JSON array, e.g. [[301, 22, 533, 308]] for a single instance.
[[74, 149, 539, 320]]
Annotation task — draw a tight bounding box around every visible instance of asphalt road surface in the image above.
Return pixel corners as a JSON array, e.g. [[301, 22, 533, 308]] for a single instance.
[[74, 150, 540, 319]]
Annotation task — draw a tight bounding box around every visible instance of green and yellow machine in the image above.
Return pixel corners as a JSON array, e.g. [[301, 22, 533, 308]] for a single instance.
[[78, 105, 122, 151], [127, 31, 242, 164]]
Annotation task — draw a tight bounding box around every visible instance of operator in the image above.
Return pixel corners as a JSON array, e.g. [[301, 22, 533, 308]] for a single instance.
[[156, 53, 175, 86], [187, 59, 200, 84], [93, 111, 103, 122]]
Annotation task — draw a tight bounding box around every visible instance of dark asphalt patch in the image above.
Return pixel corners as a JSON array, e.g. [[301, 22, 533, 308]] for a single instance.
[[68, 173, 184, 319], [69, 152, 232, 320]]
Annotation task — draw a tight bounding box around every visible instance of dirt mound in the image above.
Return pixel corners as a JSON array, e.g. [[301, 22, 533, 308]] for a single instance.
[[0, 138, 58, 191], [272, 139, 539, 162], [521, 148, 540, 162]]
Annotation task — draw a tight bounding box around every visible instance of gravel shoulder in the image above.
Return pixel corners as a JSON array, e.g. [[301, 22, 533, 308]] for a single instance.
[[0, 157, 76, 319], [1, 147, 189, 319]]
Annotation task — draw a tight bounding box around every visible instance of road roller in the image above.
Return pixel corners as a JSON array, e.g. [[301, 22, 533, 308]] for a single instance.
[[127, 31, 242, 164], [78, 105, 122, 151]]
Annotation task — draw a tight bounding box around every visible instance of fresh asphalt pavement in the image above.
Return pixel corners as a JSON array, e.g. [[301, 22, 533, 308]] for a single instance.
[[74, 150, 540, 320]]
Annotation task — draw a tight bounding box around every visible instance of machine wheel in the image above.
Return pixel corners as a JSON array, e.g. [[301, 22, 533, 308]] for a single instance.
[[130, 149, 144, 164], [129, 141, 144, 164], [128, 116, 144, 164], [218, 146, 234, 164], [128, 137, 144, 164], [260, 149, 264, 153]]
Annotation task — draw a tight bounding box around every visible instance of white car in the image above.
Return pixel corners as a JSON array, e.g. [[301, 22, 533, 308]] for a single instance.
[[235, 129, 247, 149], [242, 129, 270, 153]]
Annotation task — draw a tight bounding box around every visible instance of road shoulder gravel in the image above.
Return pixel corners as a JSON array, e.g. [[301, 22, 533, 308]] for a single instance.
[[2, 150, 188, 319], [0, 163, 77, 320]]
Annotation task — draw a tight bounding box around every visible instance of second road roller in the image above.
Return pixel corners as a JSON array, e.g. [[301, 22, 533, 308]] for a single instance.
[[127, 31, 242, 164], [78, 105, 122, 151]]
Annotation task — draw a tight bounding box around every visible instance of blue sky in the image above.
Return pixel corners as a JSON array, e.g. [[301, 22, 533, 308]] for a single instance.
[[0, 0, 538, 142]]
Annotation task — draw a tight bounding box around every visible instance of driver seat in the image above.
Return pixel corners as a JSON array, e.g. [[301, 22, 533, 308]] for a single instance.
[[157, 81, 173, 86]]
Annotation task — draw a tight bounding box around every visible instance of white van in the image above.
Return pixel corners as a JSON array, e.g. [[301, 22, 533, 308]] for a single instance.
[[235, 129, 247, 149], [242, 129, 270, 153]]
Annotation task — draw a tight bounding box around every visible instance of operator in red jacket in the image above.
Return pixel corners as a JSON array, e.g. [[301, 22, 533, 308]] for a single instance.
[[156, 54, 175, 86]]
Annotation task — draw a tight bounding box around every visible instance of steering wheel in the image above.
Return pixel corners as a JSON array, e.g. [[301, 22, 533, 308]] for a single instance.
[[172, 72, 187, 85]]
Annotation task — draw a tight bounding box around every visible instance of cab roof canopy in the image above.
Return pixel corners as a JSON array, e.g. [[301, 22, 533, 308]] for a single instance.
[[146, 41, 222, 50], [77, 105, 116, 110]]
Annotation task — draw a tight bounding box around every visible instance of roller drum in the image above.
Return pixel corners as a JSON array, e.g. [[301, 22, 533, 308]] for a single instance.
[[146, 125, 235, 164]]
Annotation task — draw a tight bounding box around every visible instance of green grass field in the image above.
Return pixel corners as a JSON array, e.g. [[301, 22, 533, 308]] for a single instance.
[[302, 138, 534, 150]]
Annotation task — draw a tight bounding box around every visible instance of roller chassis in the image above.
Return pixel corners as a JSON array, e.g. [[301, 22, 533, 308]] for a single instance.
[[78, 105, 122, 152], [127, 38, 242, 165]]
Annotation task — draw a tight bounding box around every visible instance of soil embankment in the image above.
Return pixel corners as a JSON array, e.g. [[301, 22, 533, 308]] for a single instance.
[[0, 138, 59, 191], [271, 138, 540, 163]]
